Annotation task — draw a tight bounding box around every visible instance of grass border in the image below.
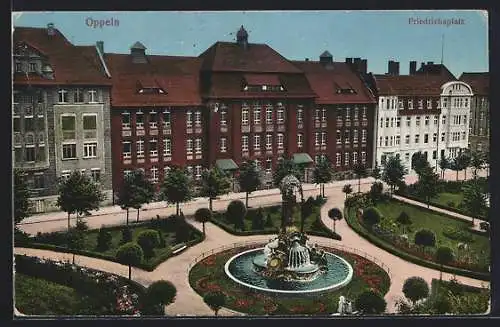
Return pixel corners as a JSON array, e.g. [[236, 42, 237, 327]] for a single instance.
[[343, 203, 490, 281]]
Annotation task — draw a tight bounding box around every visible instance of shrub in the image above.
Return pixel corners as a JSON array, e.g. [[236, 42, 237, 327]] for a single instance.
[[96, 228, 112, 251], [436, 246, 455, 268], [116, 242, 144, 280], [174, 213, 191, 243], [362, 207, 382, 226], [370, 182, 384, 202], [414, 229, 436, 248], [396, 211, 411, 225], [226, 200, 247, 230], [194, 208, 212, 224], [157, 230, 166, 248], [402, 277, 429, 304], [479, 222, 489, 232], [265, 213, 274, 228], [432, 294, 452, 314], [302, 197, 315, 218], [203, 291, 226, 316], [252, 207, 265, 230], [121, 227, 133, 244], [447, 201, 456, 208], [442, 226, 473, 243], [34, 231, 68, 246], [145, 280, 177, 307], [354, 290, 386, 314], [137, 230, 161, 258]]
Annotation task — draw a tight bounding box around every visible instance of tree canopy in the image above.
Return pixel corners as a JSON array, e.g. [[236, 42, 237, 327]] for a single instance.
[[14, 169, 31, 225], [382, 155, 407, 194], [462, 180, 488, 224], [402, 277, 429, 304], [272, 157, 302, 187], [161, 167, 193, 215], [237, 160, 262, 207], [200, 167, 231, 211], [312, 156, 333, 197]]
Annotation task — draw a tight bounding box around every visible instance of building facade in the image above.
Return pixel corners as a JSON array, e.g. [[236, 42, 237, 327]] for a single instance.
[[13, 25, 113, 212], [372, 61, 473, 173], [460, 73, 489, 153]]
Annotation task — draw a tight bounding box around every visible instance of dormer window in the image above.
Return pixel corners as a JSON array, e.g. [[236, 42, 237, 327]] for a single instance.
[[58, 89, 68, 103], [138, 87, 165, 94], [15, 62, 22, 73], [29, 63, 37, 73], [88, 89, 98, 103], [137, 79, 166, 95], [242, 74, 284, 92]]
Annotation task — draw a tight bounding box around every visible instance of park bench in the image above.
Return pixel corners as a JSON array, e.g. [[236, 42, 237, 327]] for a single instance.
[[171, 243, 187, 255]]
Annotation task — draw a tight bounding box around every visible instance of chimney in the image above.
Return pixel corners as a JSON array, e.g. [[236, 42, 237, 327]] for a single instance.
[[236, 25, 249, 50], [305, 58, 309, 61], [388, 60, 400, 75], [427, 61, 434, 65], [130, 41, 147, 64], [420, 62, 425, 70], [47, 23, 55, 36], [360, 59, 368, 74], [346, 58, 353, 65], [319, 51, 333, 65], [409, 61, 417, 75], [96, 41, 104, 55]]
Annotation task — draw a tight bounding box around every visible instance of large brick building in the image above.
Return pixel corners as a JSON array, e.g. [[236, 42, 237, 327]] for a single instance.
[[13, 25, 113, 212]]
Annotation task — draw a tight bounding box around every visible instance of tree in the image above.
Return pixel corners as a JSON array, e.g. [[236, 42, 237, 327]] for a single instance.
[[369, 182, 384, 203], [14, 169, 31, 225], [402, 277, 429, 305], [484, 151, 490, 178], [203, 291, 226, 316], [435, 246, 454, 280], [200, 167, 231, 212], [121, 227, 133, 244], [470, 151, 485, 179], [129, 169, 156, 223], [227, 200, 247, 230], [161, 167, 193, 216], [342, 184, 353, 200], [415, 165, 440, 208], [57, 170, 106, 231], [461, 149, 472, 180], [66, 228, 85, 265], [328, 208, 343, 233], [371, 161, 381, 182], [312, 156, 333, 197], [362, 207, 382, 226], [411, 151, 428, 176], [96, 227, 112, 251], [252, 207, 265, 230], [354, 290, 387, 314], [451, 151, 469, 181], [382, 155, 407, 195], [353, 162, 368, 193], [462, 180, 487, 225], [145, 280, 177, 312], [272, 157, 301, 187], [264, 213, 274, 228], [396, 211, 412, 234], [116, 242, 144, 280], [237, 160, 262, 208], [137, 230, 160, 258], [414, 229, 436, 252], [439, 156, 449, 180], [194, 208, 212, 237]]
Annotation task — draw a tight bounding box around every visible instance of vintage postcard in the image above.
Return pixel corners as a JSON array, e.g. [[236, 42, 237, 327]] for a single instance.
[[12, 10, 490, 317]]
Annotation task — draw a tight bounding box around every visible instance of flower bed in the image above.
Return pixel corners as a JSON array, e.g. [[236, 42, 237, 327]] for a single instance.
[[15, 254, 163, 316], [189, 245, 390, 315]]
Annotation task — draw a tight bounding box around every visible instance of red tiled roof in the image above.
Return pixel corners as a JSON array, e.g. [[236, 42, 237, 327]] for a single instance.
[[199, 42, 302, 73], [459, 72, 489, 95], [292, 61, 376, 104], [13, 27, 111, 86], [243, 74, 281, 86], [373, 74, 454, 96], [105, 53, 202, 107]]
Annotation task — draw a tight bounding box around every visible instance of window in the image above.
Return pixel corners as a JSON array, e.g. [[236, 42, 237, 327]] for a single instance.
[[416, 116, 421, 127], [186, 139, 193, 154], [322, 108, 327, 122], [352, 152, 358, 164], [433, 133, 437, 142], [344, 152, 349, 166], [425, 116, 429, 126], [15, 62, 22, 72], [353, 130, 358, 143], [254, 135, 261, 150], [424, 134, 429, 144], [415, 134, 420, 144], [381, 155, 387, 165], [164, 138, 172, 156], [62, 143, 76, 159], [396, 117, 401, 127], [408, 99, 413, 110], [297, 133, 303, 148], [123, 141, 131, 158], [465, 98, 469, 108], [91, 169, 101, 183], [58, 89, 68, 103], [405, 153, 410, 162], [122, 112, 131, 129], [336, 130, 342, 144], [266, 105, 273, 125], [194, 111, 202, 126], [442, 115, 446, 125], [432, 151, 437, 160], [418, 99, 423, 109], [186, 166, 193, 177], [338, 109, 344, 122], [186, 110, 193, 127], [390, 117, 394, 127], [242, 107, 249, 125], [406, 116, 411, 127], [149, 139, 158, 157], [463, 115, 467, 125], [335, 153, 341, 166], [385, 118, 389, 128], [277, 105, 284, 124], [83, 115, 97, 138], [195, 166, 202, 180], [479, 127, 484, 135], [13, 117, 20, 132], [461, 132, 466, 140], [220, 138, 227, 153], [441, 133, 445, 142], [395, 135, 400, 145], [427, 99, 432, 109], [74, 88, 84, 103], [61, 170, 71, 180], [385, 136, 389, 147], [220, 108, 228, 126], [346, 107, 351, 120], [83, 142, 97, 158], [315, 109, 320, 122], [380, 118, 383, 128], [385, 98, 389, 109], [242, 135, 249, 151], [88, 89, 98, 103], [362, 130, 367, 143], [443, 98, 448, 108], [254, 107, 261, 125], [34, 173, 44, 189], [277, 133, 284, 148], [195, 138, 202, 154], [137, 138, 145, 157], [24, 146, 35, 162], [321, 132, 327, 146], [123, 170, 132, 178], [149, 111, 158, 129], [398, 100, 404, 109], [266, 158, 272, 173], [25, 118, 34, 131], [136, 112, 144, 129], [150, 166, 159, 183], [163, 110, 171, 127], [344, 130, 350, 143], [379, 136, 383, 147], [315, 132, 320, 146], [434, 115, 438, 125], [405, 135, 410, 144], [61, 115, 75, 140], [266, 134, 273, 150], [362, 107, 367, 119]]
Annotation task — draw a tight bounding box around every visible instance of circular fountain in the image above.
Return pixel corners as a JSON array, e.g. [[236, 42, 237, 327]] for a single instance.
[[224, 174, 353, 295]]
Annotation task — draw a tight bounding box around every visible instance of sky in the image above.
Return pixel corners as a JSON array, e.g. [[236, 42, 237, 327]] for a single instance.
[[12, 10, 488, 77]]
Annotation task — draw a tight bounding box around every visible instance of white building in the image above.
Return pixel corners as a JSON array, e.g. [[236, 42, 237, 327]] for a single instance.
[[373, 61, 473, 173]]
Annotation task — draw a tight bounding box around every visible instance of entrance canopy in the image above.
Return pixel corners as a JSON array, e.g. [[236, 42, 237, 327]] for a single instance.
[[292, 153, 314, 165], [216, 159, 239, 171]]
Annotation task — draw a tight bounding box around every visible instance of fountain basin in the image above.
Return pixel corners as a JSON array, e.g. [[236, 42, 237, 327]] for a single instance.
[[224, 247, 354, 295]]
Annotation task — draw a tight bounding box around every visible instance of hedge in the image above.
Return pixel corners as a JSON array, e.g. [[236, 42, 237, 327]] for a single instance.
[[343, 205, 490, 281]]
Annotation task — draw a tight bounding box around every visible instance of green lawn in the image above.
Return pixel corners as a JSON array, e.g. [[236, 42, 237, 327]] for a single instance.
[[432, 192, 464, 208], [429, 279, 489, 314], [374, 200, 490, 268], [15, 273, 99, 315]]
